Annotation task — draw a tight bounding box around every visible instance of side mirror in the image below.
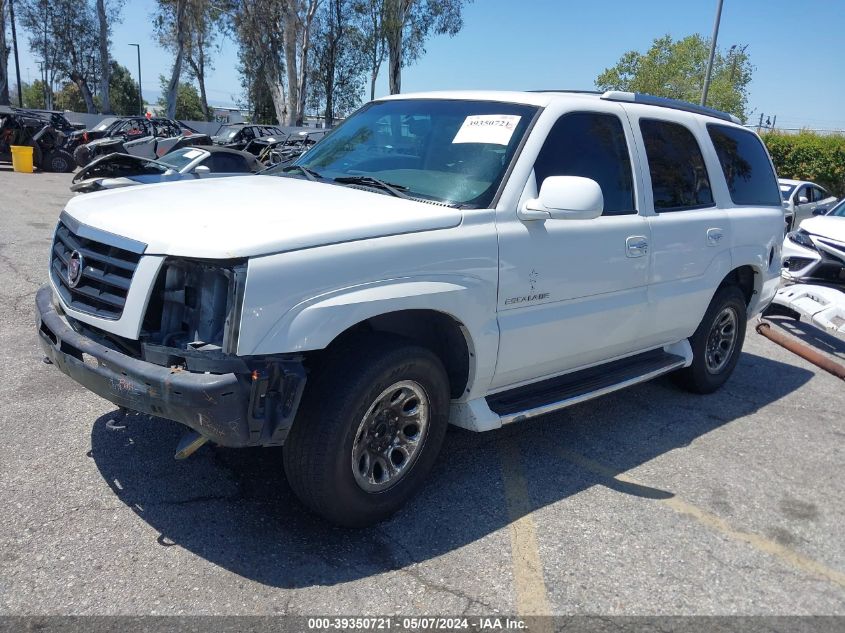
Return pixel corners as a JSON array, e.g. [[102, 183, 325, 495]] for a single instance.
[[519, 176, 604, 221], [193, 165, 211, 175], [163, 168, 177, 176], [812, 206, 826, 216], [798, 195, 809, 205]]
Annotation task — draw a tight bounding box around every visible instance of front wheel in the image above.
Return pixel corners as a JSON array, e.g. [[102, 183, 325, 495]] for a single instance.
[[674, 285, 747, 394], [44, 149, 75, 173], [73, 145, 91, 168], [283, 336, 450, 527]]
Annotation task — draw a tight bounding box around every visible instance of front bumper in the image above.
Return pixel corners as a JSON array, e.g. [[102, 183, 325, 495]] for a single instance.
[[36, 285, 305, 447]]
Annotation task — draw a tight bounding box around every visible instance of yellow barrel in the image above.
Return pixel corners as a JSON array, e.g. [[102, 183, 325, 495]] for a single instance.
[[10, 145, 34, 173]]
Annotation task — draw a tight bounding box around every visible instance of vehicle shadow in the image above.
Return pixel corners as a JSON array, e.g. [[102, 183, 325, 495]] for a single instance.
[[89, 351, 813, 588]]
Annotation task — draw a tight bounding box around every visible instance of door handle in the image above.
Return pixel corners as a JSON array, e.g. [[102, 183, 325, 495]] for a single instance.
[[706, 228, 724, 246], [626, 236, 648, 258]]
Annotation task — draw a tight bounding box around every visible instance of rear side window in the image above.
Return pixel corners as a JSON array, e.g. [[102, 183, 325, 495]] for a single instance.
[[640, 119, 713, 212], [707, 124, 780, 206], [207, 152, 253, 173], [533, 112, 635, 215]]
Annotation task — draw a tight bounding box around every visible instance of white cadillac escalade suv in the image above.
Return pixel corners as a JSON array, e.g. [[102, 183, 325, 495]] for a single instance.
[[37, 90, 784, 526]]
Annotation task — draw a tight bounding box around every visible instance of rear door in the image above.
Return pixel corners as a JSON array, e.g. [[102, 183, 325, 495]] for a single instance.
[[811, 185, 837, 216], [624, 108, 732, 346]]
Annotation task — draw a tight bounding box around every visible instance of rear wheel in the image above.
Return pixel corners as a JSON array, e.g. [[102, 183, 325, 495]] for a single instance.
[[44, 149, 75, 173], [674, 284, 747, 394], [283, 336, 450, 527]]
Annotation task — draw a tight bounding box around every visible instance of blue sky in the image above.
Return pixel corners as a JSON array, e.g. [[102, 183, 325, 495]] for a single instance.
[[12, 0, 845, 129]]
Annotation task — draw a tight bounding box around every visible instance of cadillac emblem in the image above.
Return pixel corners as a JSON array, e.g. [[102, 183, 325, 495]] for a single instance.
[[67, 250, 84, 288]]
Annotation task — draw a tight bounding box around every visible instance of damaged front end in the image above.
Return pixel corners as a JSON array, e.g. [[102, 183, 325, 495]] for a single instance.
[[37, 253, 306, 448]]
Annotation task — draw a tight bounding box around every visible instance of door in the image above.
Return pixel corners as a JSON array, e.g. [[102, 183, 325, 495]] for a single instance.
[[792, 185, 815, 226], [493, 108, 652, 390], [632, 115, 731, 345], [810, 185, 837, 218]]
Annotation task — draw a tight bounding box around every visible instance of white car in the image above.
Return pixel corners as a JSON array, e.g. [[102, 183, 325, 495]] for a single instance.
[[782, 197, 845, 284], [37, 90, 783, 526], [780, 178, 838, 230]]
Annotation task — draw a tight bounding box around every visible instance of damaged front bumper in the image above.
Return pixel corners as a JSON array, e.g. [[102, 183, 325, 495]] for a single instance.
[[36, 285, 305, 447]]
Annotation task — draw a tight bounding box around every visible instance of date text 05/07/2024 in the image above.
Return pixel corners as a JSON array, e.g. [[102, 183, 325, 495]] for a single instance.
[[306, 616, 528, 631]]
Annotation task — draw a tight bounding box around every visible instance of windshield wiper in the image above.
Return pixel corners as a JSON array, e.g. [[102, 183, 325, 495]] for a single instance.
[[280, 164, 324, 181], [333, 176, 410, 199]]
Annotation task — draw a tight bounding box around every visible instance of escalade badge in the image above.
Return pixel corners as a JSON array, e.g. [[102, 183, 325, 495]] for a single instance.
[[67, 250, 84, 288]]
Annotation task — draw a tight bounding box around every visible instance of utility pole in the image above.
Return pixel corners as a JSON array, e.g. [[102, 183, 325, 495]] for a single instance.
[[8, 0, 23, 107], [36, 60, 46, 108], [701, 0, 724, 107], [129, 44, 143, 116]]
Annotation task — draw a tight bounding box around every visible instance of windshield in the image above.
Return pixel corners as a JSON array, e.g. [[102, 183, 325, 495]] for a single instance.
[[159, 147, 207, 170], [216, 125, 242, 139], [780, 183, 796, 201], [286, 99, 538, 207], [92, 117, 120, 132], [828, 198, 845, 217]]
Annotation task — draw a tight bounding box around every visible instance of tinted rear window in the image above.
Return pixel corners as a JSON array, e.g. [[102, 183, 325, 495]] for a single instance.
[[707, 124, 781, 206], [640, 119, 714, 211]]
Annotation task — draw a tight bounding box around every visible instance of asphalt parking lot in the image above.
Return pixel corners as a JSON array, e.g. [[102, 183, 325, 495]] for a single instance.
[[1, 168, 843, 617]]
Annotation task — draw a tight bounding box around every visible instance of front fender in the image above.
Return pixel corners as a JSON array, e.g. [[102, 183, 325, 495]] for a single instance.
[[240, 275, 500, 399]]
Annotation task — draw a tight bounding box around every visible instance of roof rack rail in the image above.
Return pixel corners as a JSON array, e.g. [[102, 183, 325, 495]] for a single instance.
[[528, 89, 602, 95], [600, 91, 741, 124]]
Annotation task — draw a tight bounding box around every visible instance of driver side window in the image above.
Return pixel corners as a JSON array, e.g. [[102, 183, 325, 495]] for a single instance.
[[533, 112, 636, 216]]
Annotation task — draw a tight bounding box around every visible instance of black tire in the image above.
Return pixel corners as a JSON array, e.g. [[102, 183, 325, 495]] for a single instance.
[[674, 284, 747, 394], [283, 336, 450, 527], [73, 144, 91, 168], [44, 149, 75, 173]]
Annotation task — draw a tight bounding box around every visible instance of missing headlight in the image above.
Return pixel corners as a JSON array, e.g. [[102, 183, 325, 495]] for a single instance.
[[142, 258, 246, 356]]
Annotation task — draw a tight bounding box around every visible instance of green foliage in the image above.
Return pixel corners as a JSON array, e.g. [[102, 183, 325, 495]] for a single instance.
[[762, 131, 845, 197], [53, 83, 89, 112], [109, 62, 141, 115], [21, 80, 47, 109], [596, 34, 753, 122], [156, 75, 205, 120]]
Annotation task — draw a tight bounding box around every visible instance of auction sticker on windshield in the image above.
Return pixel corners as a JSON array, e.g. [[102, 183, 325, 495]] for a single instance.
[[452, 115, 521, 145]]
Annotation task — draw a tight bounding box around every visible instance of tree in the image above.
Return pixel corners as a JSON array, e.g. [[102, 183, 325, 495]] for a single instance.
[[157, 74, 204, 120], [236, 29, 279, 124], [155, 0, 191, 119], [309, 0, 365, 126], [184, 0, 222, 121], [20, 79, 46, 108], [383, 0, 468, 95], [1, 0, 10, 105], [595, 34, 753, 122], [351, 0, 386, 101], [19, 0, 102, 113], [229, 0, 288, 125], [96, 0, 111, 113], [281, 0, 320, 126], [53, 81, 88, 111], [109, 61, 140, 115]]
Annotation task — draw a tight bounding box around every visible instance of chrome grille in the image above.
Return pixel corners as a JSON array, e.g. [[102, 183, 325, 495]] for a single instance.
[[50, 221, 142, 319]]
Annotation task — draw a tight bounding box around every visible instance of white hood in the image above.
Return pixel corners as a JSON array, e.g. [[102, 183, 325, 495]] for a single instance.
[[799, 215, 845, 242], [63, 175, 463, 258]]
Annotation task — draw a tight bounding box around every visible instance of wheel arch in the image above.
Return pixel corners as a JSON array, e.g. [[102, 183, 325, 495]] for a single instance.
[[718, 264, 758, 306], [314, 309, 474, 400]]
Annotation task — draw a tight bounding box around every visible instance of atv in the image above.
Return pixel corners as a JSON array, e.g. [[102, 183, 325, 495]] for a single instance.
[[0, 106, 76, 172], [73, 117, 211, 168]]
